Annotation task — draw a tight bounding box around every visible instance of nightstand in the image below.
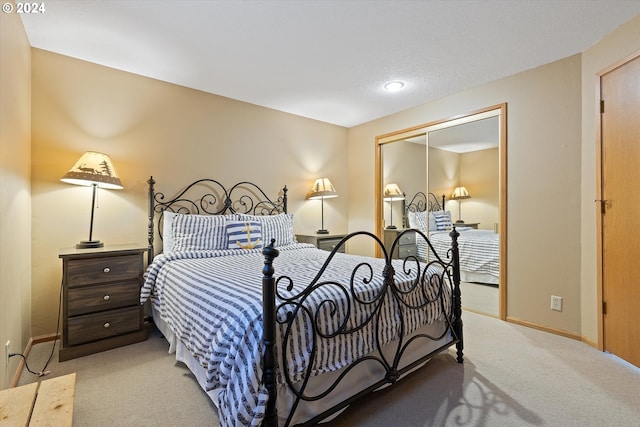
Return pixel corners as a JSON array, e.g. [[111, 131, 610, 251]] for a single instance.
[[296, 234, 346, 253], [59, 244, 147, 361], [455, 222, 479, 229], [383, 229, 417, 259]]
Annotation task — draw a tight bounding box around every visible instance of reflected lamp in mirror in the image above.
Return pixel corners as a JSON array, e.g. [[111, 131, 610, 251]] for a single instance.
[[61, 151, 123, 249], [306, 177, 338, 235], [383, 183, 405, 229], [450, 186, 471, 223]]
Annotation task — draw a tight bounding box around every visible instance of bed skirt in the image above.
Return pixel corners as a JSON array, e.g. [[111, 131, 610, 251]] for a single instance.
[[152, 307, 451, 425]]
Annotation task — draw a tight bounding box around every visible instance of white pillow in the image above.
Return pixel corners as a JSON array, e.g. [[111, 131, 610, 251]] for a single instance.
[[414, 211, 428, 232], [162, 211, 178, 253], [407, 211, 417, 229], [238, 213, 294, 247]]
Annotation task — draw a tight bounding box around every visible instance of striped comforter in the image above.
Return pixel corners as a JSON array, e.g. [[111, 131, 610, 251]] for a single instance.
[[420, 229, 499, 281], [141, 243, 448, 427]]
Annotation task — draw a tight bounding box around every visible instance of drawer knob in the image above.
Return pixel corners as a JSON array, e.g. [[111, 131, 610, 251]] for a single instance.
[[103, 295, 110, 301], [103, 267, 111, 273], [103, 322, 111, 328]]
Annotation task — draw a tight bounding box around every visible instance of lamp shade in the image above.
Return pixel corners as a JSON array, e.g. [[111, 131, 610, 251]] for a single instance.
[[61, 151, 123, 190], [383, 183, 405, 201], [306, 178, 338, 200], [450, 186, 470, 200]]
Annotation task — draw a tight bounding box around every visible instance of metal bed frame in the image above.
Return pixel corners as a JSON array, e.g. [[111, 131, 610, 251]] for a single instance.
[[146, 177, 463, 427]]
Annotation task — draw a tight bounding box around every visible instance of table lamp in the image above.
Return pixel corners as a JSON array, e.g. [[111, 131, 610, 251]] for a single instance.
[[306, 177, 338, 234], [61, 151, 123, 248]]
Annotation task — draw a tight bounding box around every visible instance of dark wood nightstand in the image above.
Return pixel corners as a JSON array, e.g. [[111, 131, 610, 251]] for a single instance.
[[455, 222, 479, 229], [296, 234, 346, 253], [58, 244, 147, 361], [383, 229, 418, 259]]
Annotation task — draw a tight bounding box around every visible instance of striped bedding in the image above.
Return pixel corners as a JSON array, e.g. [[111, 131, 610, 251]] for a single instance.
[[141, 243, 449, 427], [419, 229, 499, 282]]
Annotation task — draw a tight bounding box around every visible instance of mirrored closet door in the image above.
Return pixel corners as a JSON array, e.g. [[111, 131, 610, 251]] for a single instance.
[[375, 104, 507, 319]]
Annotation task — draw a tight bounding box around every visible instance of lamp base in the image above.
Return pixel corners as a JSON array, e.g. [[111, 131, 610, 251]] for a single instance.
[[76, 240, 104, 249], [386, 225, 397, 229], [316, 229, 329, 234], [455, 220, 465, 224]]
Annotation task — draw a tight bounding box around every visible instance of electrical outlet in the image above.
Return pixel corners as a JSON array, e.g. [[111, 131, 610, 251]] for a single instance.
[[4, 340, 10, 366], [551, 295, 563, 312]]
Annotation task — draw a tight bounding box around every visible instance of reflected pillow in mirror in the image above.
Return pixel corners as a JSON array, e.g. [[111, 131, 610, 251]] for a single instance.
[[411, 211, 428, 232], [433, 210, 453, 231], [428, 212, 438, 230]]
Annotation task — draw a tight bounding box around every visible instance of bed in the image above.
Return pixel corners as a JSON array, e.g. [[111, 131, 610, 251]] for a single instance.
[[406, 192, 499, 286], [141, 177, 463, 427]]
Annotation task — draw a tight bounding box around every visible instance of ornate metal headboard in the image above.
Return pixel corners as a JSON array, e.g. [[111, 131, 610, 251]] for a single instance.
[[147, 176, 288, 260], [405, 192, 446, 213], [404, 192, 446, 227]]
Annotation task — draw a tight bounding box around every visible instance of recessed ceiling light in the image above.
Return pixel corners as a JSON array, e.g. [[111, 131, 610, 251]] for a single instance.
[[384, 81, 405, 92]]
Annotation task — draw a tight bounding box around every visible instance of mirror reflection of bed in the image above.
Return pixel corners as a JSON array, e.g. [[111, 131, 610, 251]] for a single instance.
[[406, 192, 500, 318]]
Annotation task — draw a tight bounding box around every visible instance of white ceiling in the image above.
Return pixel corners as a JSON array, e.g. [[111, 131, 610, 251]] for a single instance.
[[429, 116, 500, 153], [19, 1, 640, 128]]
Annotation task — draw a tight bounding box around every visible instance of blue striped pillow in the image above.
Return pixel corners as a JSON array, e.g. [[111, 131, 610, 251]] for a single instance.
[[171, 214, 239, 251], [226, 221, 263, 250], [238, 213, 294, 247], [433, 210, 453, 231]]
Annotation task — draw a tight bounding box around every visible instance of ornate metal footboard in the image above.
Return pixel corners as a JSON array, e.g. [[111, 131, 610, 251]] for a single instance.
[[262, 229, 463, 427]]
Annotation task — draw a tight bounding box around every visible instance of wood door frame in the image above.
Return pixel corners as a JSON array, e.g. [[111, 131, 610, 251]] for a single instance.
[[596, 49, 640, 351]]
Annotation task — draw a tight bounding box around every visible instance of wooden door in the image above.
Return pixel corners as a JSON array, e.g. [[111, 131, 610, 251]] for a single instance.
[[601, 54, 640, 367]]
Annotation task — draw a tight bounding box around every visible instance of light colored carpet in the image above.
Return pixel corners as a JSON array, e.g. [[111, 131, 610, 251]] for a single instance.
[[16, 311, 640, 426]]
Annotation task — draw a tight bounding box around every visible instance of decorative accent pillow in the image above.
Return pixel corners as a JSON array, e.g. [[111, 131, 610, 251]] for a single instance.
[[428, 212, 438, 230], [171, 214, 229, 251], [226, 221, 263, 250], [433, 210, 453, 231], [238, 213, 294, 247]]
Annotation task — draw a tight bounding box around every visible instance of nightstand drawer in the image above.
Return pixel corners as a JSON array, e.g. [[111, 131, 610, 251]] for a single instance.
[[67, 254, 141, 287], [296, 234, 347, 253], [398, 245, 418, 258], [384, 229, 418, 259], [317, 237, 345, 252], [66, 306, 142, 346], [397, 231, 416, 245], [67, 281, 140, 316]]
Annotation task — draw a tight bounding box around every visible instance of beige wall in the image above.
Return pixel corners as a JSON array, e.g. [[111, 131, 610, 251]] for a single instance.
[[30, 50, 349, 336], [0, 5, 32, 388], [427, 147, 499, 228], [382, 140, 426, 228], [349, 54, 583, 335], [428, 146, 458, 203], [460, 148, 499, 229], [580, 14, 640, 343]]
